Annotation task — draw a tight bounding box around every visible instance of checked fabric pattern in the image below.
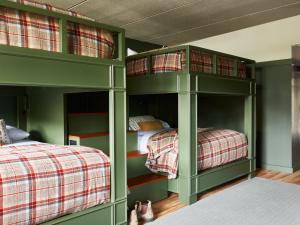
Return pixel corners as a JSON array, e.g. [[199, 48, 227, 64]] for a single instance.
[[0, 143, 110, 225], [145, 128, 248, 179], [126, 50, 247, 78], [1, 0, 114, 58]]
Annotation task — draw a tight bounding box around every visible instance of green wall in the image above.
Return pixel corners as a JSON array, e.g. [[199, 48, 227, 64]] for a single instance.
[[256, 60, 295, 172], [198, 95, 245, 132], [27, 87, 66, 144], [129, 94, 245, 131], [0, 86, 27, 129], [0, 96, 18, 126], [125, 38, 162, 55]]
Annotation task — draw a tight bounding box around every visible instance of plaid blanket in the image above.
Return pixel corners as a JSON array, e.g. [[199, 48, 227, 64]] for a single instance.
[[190, 50, 213, 73], [217, 56, 235, 76], [126, 57, 148, 76], [0, 143, 110, 225], [237, 62, 247, 78], [145, 129, 178, 179], [151, 52, 183, 73], [126, 50, 247, 78], [1, 0, 114, 58], [145, 128, 248, 179]]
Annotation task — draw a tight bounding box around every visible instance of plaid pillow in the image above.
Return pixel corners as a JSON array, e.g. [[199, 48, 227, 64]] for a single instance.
[[129, 115, 156, 131], [0, 6, 61, 52], [126, 58, 148, 76], [237, 62, 247, 78], [217, 56, 234, 76], [190, 50, 213, 73], [67, 22, 115, 59], [0, 119, 11, 146], [152, 52, 183, 73]]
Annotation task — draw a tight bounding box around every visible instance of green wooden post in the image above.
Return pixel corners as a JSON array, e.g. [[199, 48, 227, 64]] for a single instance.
[[59, 19, 68, 54], [110, 63, 127, 224], [244, 80, 256, 178], [178, 73, 198, 205]]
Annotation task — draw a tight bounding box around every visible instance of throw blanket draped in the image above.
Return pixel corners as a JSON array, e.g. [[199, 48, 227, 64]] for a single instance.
[[0, 143, 110, 225], [146, 128, 248, 179]]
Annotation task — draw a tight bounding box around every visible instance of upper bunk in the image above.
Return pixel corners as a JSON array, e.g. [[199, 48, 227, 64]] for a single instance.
[[126, 45, 256, 96], [0, 0, 125, 90]]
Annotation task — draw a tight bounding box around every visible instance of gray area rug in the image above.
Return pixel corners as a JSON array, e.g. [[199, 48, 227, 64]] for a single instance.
[[149, 178, 300, 225]]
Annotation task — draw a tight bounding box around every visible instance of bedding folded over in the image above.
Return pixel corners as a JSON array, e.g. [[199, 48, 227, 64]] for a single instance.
[[0, 143, 110, 224], [145, 128, 248, 179]]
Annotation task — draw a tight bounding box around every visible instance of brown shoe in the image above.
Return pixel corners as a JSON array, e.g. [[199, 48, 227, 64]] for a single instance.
[[136, 200, 154, 222]]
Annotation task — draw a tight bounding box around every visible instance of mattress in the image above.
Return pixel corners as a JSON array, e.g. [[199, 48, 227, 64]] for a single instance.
[[126, 50, 247, 78], [145, 128, 248, 179], [0, 142, 110, 224], [0, 0, 114, 59], [137, 129, 171, 154]]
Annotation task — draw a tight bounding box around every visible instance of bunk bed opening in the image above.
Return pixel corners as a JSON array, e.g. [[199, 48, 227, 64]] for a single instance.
[[66, 91, 110, 156], [0, 85, 119, 225], [126, 45, 255, 206]]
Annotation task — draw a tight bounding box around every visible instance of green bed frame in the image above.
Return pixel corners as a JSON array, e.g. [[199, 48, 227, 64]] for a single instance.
[[0, 1, 127, 224], [126, 45, 256, 205]]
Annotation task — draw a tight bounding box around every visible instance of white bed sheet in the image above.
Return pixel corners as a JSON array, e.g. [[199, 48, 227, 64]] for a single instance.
[[137, 128, 172, 154], [5, 140, 41, 147]]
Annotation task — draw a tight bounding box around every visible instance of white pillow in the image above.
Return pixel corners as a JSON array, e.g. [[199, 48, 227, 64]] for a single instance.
[[160, 120, 171, 129], [129, 115, 156, 131], [6, 125, 29, 142]]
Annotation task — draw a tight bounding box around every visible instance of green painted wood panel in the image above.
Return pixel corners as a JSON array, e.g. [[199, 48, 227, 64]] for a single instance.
[[197, 159, 250, 193], [197, 75, 251, 95], [28, 87, 66, 145], [0, 87, 27, 129], [115, 200, 127, 225], [128, 179, 168, 208], [257, 61, 293, 171], [127, 156, 150, 179], [43, 204, 113, 225], [127, 75, 179, 95], [0, 54, 111, 88], [127, 132, 138, 151], [68, 114, 109, 133]]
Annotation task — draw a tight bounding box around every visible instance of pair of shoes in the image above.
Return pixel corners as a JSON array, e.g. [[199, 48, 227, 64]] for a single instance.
[[129, 200, 154, 225], [136, 200, 154, 222]]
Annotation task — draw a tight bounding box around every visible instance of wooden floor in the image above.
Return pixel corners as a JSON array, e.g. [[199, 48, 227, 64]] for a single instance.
[[150, 169, 300, 221]]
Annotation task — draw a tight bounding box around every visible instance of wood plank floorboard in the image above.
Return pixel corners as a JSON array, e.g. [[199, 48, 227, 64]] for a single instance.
[[142, 169, 300, 223]]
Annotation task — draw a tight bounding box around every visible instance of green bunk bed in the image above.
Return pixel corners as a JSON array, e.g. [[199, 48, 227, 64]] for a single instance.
[[0, 1, 126, 224], [126, 45, 256, 205]]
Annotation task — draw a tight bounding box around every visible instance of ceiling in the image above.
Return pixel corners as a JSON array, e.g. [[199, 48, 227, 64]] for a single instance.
[[35, 0, 300, 45]]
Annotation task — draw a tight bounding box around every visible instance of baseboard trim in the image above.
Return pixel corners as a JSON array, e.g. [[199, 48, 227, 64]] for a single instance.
[[261, 164, 294, 173]]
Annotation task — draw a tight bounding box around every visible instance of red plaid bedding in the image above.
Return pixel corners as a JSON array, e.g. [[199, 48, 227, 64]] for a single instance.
[[237, 62, 247, 78], [190, 50, 213, 73], [126, 57, 148, 76], [0, 143, 110, 225], [126, 50, 247, 78], [217, 56, 234, 76], [145, 128, 248, 179], [1, 0, 114, 58], [151, 52, 183, 73]]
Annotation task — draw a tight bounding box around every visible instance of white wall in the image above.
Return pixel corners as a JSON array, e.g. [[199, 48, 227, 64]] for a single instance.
[[188, 15, 300, 62]]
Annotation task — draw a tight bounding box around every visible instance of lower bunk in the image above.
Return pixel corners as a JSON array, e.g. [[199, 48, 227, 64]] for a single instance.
[[0, 88, 127, 225], [127, 115, 254, 208]]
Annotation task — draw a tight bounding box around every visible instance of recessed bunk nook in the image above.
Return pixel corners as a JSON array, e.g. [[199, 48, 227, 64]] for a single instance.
[[0, 0, 126, 224], [126, 45, 256, 205]]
